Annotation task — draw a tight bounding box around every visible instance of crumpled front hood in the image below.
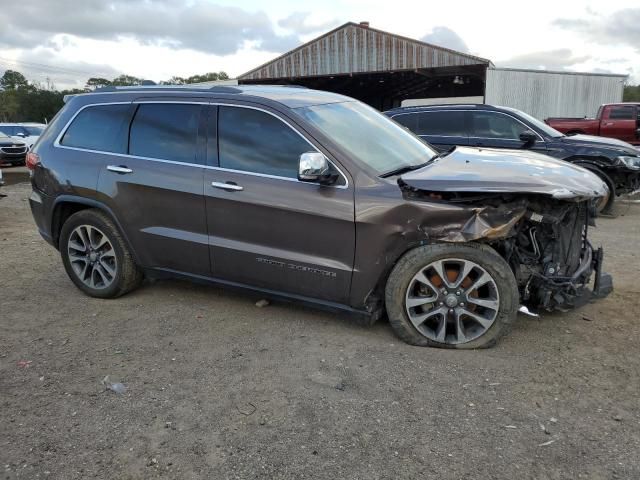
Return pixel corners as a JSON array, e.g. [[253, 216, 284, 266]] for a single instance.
[[562, 134, 639, 156], [400, 146, 608, 200]]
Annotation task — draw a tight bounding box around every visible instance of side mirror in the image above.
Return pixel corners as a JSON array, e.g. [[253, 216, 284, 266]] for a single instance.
[[298, 152, 335, 184], [519, 130, 537, 145]]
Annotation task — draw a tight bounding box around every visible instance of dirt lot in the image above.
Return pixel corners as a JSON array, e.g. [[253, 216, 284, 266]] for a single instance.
[[1, 171, 639, 480]]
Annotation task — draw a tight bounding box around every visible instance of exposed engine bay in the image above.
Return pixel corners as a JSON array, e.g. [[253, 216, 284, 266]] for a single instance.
[[401, 187, 614, 311]]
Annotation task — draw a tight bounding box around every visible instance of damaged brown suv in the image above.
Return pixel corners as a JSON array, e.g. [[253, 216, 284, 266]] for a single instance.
[[28, 85, 613, 348]]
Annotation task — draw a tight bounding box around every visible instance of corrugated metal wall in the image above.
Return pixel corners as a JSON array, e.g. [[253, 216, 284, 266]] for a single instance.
[[240, 23, 489, 80], [485, 68, 626, 120]]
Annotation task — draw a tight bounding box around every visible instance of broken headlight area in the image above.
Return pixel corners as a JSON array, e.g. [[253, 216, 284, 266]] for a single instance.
[[497, 201, 612, 311], [404, 190, 613, 311]]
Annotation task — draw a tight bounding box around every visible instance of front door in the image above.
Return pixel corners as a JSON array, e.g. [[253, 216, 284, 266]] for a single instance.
[[469, 111, 547, 153], [203, 104, 355, 304]]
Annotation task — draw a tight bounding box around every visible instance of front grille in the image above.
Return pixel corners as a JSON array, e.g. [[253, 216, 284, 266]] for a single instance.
[[0, 146, 27, 154]]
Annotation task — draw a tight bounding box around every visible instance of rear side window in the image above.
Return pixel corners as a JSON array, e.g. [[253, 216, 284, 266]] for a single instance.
[[129, 104, 202, 164], [393, 113, 418, 132], [61, 104, 131, 153], [415, 111, 466, 136], [218, 106, 312, 178], [608, 106, 635, 120], [470, 111, 529, 139]]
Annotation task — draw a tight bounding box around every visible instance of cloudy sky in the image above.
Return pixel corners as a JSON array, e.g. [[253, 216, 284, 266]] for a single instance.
[[0, 0, 638, 89]]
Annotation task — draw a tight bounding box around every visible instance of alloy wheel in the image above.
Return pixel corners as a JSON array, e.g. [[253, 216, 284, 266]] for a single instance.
[[67, 225, 117, 289], [405, 258, 500, 345]]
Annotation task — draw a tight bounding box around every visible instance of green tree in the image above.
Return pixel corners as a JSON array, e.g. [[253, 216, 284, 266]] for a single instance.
[[161, 76, 187, 85], [85, 77, 112, 90], [0, 90, 21, 122], [183, 71, 230, 84], [623, 84, 640, 102], [110, 74, 144, 86], [0, 70, 30, 90]]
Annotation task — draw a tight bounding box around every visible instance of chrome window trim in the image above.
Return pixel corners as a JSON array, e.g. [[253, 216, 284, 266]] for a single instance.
[[53, 100, 349, 189], [391, 109, 545, 142]]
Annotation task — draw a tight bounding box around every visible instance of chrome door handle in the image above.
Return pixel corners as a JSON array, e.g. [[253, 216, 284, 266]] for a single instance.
[[107, 165, 133, 174], [211, 181, 243, 191]]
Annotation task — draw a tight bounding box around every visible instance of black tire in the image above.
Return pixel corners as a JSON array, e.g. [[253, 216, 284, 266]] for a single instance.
[[59, 209, 143, 298], [592, 169, 616, 215], [385, 243, 519, 349]]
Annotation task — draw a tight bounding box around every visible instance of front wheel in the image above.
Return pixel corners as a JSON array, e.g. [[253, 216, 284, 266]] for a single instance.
[[385, 243, 519, 349], [59, 209, 143, 298]]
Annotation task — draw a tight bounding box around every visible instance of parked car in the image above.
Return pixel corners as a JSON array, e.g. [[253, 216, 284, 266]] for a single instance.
[[546, 103, 640, 145], [28, 85, 612, 349], [0, 123, 46, 150], [0, 133, 28, 166], [384, 104, 640, 213]]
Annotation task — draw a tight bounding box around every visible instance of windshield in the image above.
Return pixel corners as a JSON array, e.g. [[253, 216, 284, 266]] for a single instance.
[[295, 101, 438, 175], [503, 107, 564, 138], [24, 126, 44, 136]]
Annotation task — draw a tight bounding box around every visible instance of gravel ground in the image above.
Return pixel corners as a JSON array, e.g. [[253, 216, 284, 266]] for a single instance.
[[1, 175, 639, 480]]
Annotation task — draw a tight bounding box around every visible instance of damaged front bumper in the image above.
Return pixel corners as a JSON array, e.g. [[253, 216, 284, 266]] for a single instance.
[[401, 190, 613, 313], [523, 243, 613, 311]]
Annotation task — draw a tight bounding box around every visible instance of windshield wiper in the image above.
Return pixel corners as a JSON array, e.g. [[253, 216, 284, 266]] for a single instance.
[[430, 145, 457, 160], [380, 146, 456, 178], [380, 161, 431, 178]]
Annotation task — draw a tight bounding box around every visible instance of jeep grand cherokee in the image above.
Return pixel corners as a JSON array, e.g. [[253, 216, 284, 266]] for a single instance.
[[28, 85, 612, 348]]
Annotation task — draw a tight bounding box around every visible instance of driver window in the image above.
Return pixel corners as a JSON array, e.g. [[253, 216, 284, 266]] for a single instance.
[[218, 106, 345, 184]]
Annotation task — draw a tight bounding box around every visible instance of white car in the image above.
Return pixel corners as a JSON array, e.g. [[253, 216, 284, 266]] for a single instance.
[[0, 123, 46, 150]]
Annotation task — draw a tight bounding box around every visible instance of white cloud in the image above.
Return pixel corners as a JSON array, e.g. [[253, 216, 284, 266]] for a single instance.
[[1, 0, 639, 88], [420, 27, 469, 53], [495, 49, 592, 70]]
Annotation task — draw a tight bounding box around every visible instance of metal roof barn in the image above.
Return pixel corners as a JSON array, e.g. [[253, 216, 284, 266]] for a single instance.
[[485, 68, 628, 120], [238, 22, 492, 110], [236, 23, 627, 117]]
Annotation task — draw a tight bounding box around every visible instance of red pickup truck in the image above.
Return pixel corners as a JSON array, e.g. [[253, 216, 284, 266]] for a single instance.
[[546, 103, 640, 146]]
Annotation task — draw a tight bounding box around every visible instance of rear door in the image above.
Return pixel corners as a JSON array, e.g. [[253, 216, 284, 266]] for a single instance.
[[469, 111, 546, 153], [96, 101, 210, 276], [600, 105, 637, 143], [392, 110, 469, 151], [203, 104, 355, 303]]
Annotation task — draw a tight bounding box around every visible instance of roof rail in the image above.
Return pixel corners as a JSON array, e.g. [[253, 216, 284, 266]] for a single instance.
[[92, 85, 243, 94]]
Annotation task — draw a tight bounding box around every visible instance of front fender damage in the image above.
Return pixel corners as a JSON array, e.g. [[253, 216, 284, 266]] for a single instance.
[[402, 188, 613, 312], [418, 200, 528, 243]]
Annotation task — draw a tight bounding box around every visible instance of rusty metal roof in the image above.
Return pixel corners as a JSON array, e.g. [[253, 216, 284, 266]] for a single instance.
[[238, 22, 491, 81]]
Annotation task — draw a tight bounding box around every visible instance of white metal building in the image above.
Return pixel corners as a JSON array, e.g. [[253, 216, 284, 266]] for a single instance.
[[484, 68, 628, 120]]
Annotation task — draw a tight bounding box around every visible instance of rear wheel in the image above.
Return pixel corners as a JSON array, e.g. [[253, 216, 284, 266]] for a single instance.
[[385, 243, 518, 349], [59, 209, 143, 298]]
